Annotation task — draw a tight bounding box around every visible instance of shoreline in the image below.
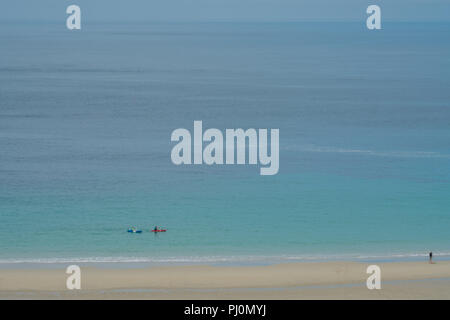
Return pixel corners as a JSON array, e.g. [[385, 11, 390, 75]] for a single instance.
[[1, 251, 450, 269], [1, 261, 450, 299]]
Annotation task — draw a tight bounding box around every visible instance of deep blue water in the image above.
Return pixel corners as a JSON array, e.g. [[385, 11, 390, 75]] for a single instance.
[[1, 21, 449, 264]]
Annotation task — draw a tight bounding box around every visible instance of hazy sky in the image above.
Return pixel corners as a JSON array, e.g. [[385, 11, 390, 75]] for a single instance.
[[1, 0, 450, 22]]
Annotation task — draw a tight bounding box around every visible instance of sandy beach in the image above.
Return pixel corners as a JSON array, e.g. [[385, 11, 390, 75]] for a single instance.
[[1, 261, 449, 299]]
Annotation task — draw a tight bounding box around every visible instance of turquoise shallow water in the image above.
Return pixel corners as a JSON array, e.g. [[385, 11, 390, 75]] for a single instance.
[[0, 22, 449, 264]]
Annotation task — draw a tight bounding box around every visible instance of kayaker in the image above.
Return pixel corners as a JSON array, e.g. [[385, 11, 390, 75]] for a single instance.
[[154, 226, 158, 231]]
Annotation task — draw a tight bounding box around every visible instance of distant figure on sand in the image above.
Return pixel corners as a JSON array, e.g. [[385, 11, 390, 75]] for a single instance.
[[429, 252, 433, 264]]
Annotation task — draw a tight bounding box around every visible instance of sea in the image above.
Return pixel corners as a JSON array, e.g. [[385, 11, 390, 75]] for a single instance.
[[1, 21, 449, 266]]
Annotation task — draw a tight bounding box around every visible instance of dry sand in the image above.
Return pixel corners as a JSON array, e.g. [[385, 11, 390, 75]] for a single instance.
[[1, 261, 449, 299]]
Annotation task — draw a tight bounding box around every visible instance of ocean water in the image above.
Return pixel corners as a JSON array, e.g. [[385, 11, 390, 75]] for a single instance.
[[1, 21, 450, 265]]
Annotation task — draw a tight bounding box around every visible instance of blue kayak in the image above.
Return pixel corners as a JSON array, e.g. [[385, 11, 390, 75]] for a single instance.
[[127, 229, 142, 233]]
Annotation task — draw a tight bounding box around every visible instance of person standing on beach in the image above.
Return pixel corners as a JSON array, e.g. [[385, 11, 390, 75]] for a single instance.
[[429, 252, 433, 264]]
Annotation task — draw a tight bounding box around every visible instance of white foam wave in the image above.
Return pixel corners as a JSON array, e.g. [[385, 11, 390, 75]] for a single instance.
[[289, 145, 450, 159], [1, 252, 449, 265]]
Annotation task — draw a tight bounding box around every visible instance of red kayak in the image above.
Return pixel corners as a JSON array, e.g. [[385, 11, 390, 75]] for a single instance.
[[151, 229, 167, 232]]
